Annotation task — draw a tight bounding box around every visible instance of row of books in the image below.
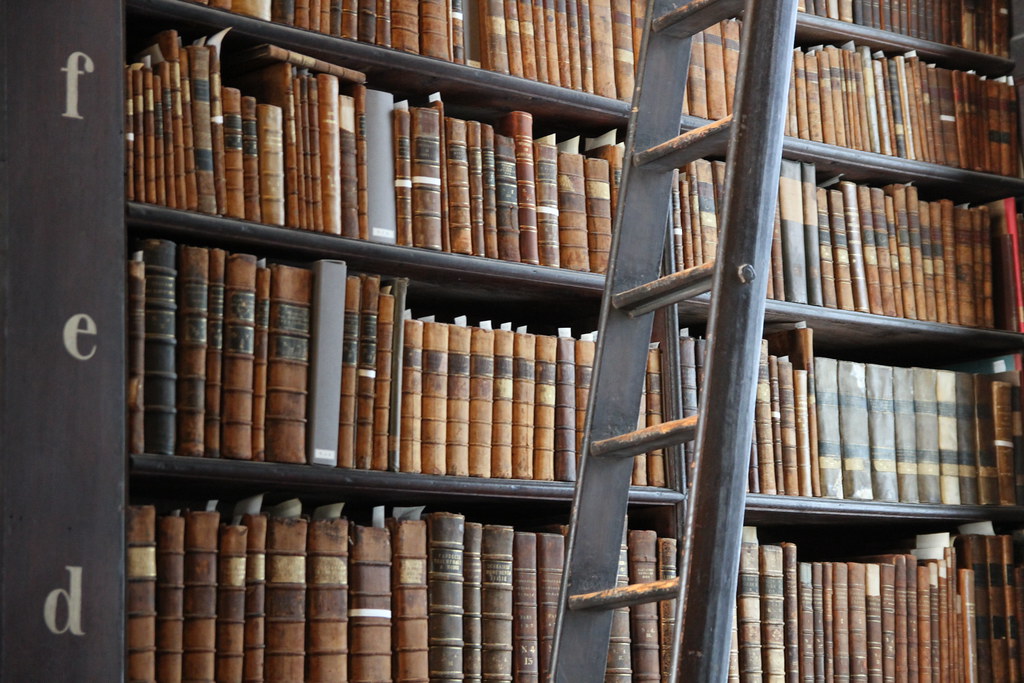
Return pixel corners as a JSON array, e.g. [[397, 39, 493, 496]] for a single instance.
[[125, 502, 679, 683], [677, 158, 1006, 330], [800, 0, 1010, 58], [732, 526, 1024, 683], [687, 36, 1019, 176]]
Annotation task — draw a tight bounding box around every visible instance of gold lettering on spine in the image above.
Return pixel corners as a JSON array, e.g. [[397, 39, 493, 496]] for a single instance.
[[127, 547, 157, 579], [267, 555, 306, 582]]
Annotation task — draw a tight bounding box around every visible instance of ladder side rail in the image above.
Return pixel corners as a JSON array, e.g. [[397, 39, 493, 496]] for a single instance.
[[674, 0, 799, 681], [549, 0, 694, 678]]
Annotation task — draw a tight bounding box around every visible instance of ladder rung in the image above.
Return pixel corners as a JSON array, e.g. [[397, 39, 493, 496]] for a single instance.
[[612, 261, 716, 316], [591, 415, 698, 460], [569, 577, 682, 611], [652, 0, 745, 37], [634, 116, 733, 171]]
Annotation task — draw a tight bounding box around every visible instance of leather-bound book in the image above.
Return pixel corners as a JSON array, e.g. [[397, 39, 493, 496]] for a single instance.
[[174, 246, 209, 458], [779, 358, 800, 496], [241, 513, 267, 683], [340, 0, 357, 38], [608, 0, 633, 100], [391, 0, 419, 51], [315, 74, 341, 235], [798, 562, 816, 683], [562, 0, 581, 89], [216, 523, 248, 683], [338, 274, 361, 468], [812, 562, 827, 682], [536, 532, 564, 681], [178, 46, 201, 212], [952, 371, 980, 506], [840, 181, 871, 313], [234, 0, 272, 18], [532, 335, 557, 482], [480, 124, 499, 259], [503, 0, 525, 77], [956, 535, 991, 682], [778, 159, 808, 305], [182, 510, 219, 683], [418, 0, 450, 58], [371, 288, 396, 471], [339, 94, 359, 238], [388, 517, 429, 683], [644, 345, 666, 487], [157, 514, 186, 683], [912, 366, 942, 504], [815, 187, 839, 310], [891, 366, 919, 503], [513, 531, 540, 682], [886, 185, 918, 320], [208, 47, 227, 215], [481, 525, 514, 680], [917, 564, 935, 682], [493, 132, 521, 262], [838, 360, 873, 500], [446, 117, 473, 255], [543, 0, 562, 87], [992, 380, 1017, 505], [814, 356, 844, 499], [657, 537, 678, 679], [349, 523, 392, 682], [794, 368, 815, 496], [530, 0, 548, 83], [421, 321, 449, 476], [847, 562, 869, 683], [357, 0, 377, 42], [556, 148, 589, 271], [755, 342, 777, 494], [411, 106, 444, 251], [903, 186, 928, 319], [264, 264, 312, 461], [393, 102, 414, 245], [759, 544, 785, 682], [400, 318, 424, 473], [628, 530, 660, 682], [256, 104, 286, 226], [140, 239, 178, 456], [826, 189, 855, 312], [251, 265, 271, 462], [864, 363, 899, 502], [512, 332, 536, 480], [574, 336, 595, 458], [127, 505, 157, 683], [533, 135, 560, 267], [584, 156, 612, 274], [355, 275, 381, 468], [832, 561, 852, 682], [587, 0, 615, 98], [428, 512, 466, 679], [265, 515, 307, 682], [515, 0, 538, 80], [478, 0, 509, 72], [185, 46, 216, 214], [491, 328, 515, 478], [221, 253, 258, 461], [554, 334, 577, 482], [447, 323, 472, 476], [469, 326, 495, 478], [464, 522, 483, 682], [868, 187, 897, 317], [466, 121, 486, 256], [576, 0, 594, 92], [934, 369, 962, 504], [738, 540, 763, 680], [917, 198, 938, 322], [128, 258, 146, 456], [305, 516, 349, 682], [782, 544, 800, 683], [222, 87, 245, 219]]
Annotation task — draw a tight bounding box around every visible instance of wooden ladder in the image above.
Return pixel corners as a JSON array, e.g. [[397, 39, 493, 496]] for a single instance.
[[549, 0, 799, 680]]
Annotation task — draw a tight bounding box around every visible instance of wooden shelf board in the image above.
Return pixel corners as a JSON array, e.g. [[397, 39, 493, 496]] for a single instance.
[[129, 453, 683, 506], [746, 493, 1024, 525]]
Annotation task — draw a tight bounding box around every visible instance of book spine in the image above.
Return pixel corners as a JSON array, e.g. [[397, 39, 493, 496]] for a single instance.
[[421, 321, 450, 476], [256, 104, 285, 226], [372, 289, 396, 470], [628, 530, 660, 682], [554, 336, 577, 482], [428, 512, 466, 680], [491, 329, 515, 478], [349, 524, 392, 683], [469, 327, 495, 478], [221, 253, 258, 461], [760, 545, 786, 683], [494, 132, 521, 262], [513, 531, 540, 682], [464, 522, 483, 682], [400, 319, 424, 473], [536, 532, 564, 681], [175, 246, 209, 458], [446, 117, 473, 254], [533, 335, 557, 482], [533, 137, 560, 267], [241, 513, 267, 683], [411, 106, 444, 250], [182, 510, 220, 683], [389, 518, 429, 683], [157, 515, 186, 683], [264, 516, 307, 682], [141, 239, 178, 456], [481, 525, 514, 680], [306, 517, 349, 682], [127, 506, 158, 683], [337, 275, 361, 467], [446, 324, 472, 476], [355, 275, 381, 468], [512, 332, 536, 480], [222, 87, 246, 219], [913, 366, 942, 503], [215, 524, 248, 682], [892, 366, 920, 503], [556, 150, 589, 271], [584, 157, 612, 274]]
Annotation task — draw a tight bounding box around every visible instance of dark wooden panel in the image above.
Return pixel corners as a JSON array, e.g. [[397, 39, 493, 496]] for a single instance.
[[0, 0, 124, 679]]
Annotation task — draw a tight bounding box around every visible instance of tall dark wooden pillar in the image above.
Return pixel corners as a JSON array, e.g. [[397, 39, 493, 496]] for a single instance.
[[0, 1, 125, 678]]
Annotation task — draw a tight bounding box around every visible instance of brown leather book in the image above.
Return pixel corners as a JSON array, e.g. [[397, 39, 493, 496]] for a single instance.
[[481, 525, 515, 679], [372, 289, 396, 471], [208, 48, 227, 215], [391, 0, 419, 51], [885, 185, 918, 320], [354, 85, 372, 240], [316, 74, 342, 235], [769, 356, 784, 493], [157, 514, 186, 683], [512, 332, 536, 480], [493, 132, 521, 262], [256, 104, 286, 226], [737, 540, 763, 680], [388, 518, 429, 683], [531, 0, 549, 83], [554, 335, 576, 482], [628, 530, 660, 682], [832, 561, 852, 681], [564, 0, 583, 90], [778, 358, 799, 496], [393, 103, 414, 245], [952, 206, 976, 326], [848, 562, 870, 683], [574, 337, 595, 458], [956, 535, 991, 682], [576, 0, 595, 93], [516, 0, 538, 80], [251, 265, 271, 462], [815, 187, 839, 310], [478, 0, 510, 72], [215, 523, 248, 683], [759, 545, 785, 682], [355, 275, 381, 469], [124, 65, 137, 203], [826, 189, 855, 312], [556, 149, 590, 271], [400, 319, 424, 473], [533, 135, 560, 267], [703, 23, 728, 120], [839, 181, 871, 313], [469, 327, 495, 478], [657, 537, 678, 679], [142, 65, 161, 205], [916, 564, 934, 682], [685, 32, 708, 118], [536, 532, 564, 681], [421, 321, 449, 476], [306, 516, 349, 682], [692, 159, 718, 265], [241, 513, 267, 683], [532, 335, 557, 482], [587, 0, 615, 98], [418, 0, 450, 59], [480, 124, 500, 259], [502, 0, 525, 77], [337, 275, 361, 468], [905, 187, 930, 320], [513, 531, 540, 682], [411, 106, 444, 251], [446, 117, 473, 255], [175, 246, 209, 458], [221, 253, 258, 461], [866, 187, 897, 317], [182, 510, 219, 683], [263, 264, 312, 464], [608, 0, 634, 100], [221, 87, 245, 219], [357, 0, 377, 43], [644, 345, 666, 487], [140, 239, 178, 457], [882, 194, 906, 319], [185, 46, 217, 214], [178, 47, 201, 212], [974, 374, 999, 505], [339, 94, 359, 238], [349, 523, 392, 683], [127, 505, 157, 683], [428, 512, 466, 679], [464, 521, 483, 681], [584, 156, 612, 274], [992, 380, 1017, 505], [542, 0, 561, 87], [755, 342, 777, 495], [264, 515, 308, 682], [491, 328, 515, 478], [779, 543, 799, 683], [928, 201, 948, 324], [445, 323, 472, 476], [467, 121, 487, 257], [794, 368, 814, 497]]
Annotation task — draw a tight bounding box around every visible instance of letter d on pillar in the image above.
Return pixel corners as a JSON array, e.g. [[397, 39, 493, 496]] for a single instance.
[[43, 566, 85, 636]]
